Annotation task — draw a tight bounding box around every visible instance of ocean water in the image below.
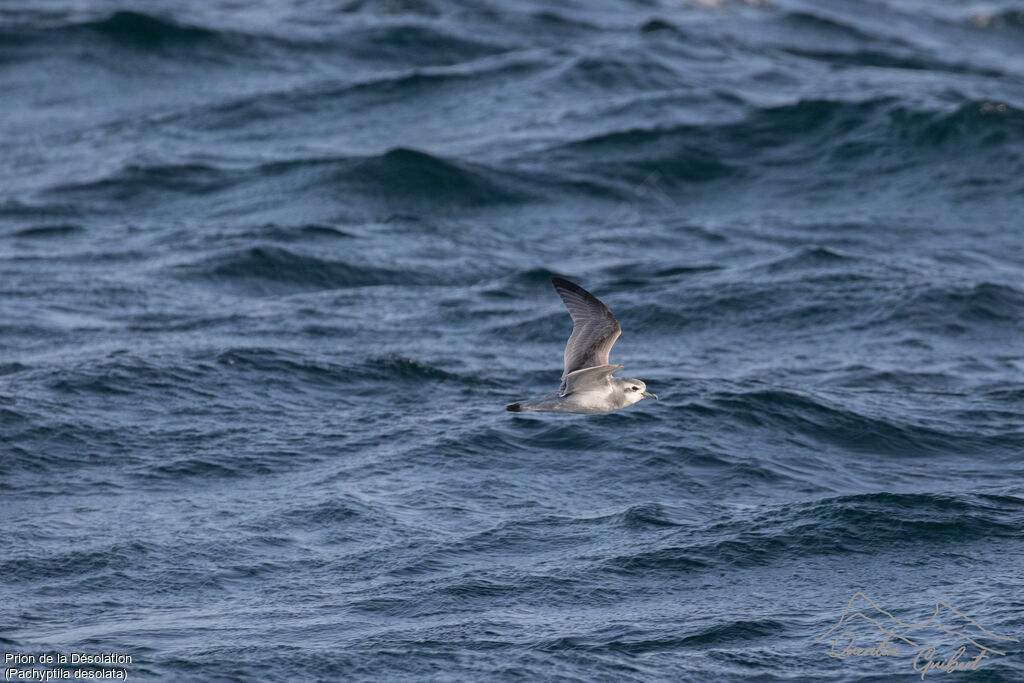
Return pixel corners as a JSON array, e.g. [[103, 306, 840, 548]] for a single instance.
[[2, 0, 1024, 680]]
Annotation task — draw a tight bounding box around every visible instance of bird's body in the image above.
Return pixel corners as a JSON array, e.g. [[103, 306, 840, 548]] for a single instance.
[[507, 278, 656, 414]]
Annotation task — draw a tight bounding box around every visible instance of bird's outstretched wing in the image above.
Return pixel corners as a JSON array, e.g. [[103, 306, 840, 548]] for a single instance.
[[551, 277, 622, 377], [558, 364, 624, 396]]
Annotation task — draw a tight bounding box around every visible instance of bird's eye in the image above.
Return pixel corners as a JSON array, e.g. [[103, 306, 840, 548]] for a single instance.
[[632, 386, 638, 391]]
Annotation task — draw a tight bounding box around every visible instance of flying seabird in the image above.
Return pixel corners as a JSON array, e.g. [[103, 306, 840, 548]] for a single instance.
[[506, 277, 657, 414]]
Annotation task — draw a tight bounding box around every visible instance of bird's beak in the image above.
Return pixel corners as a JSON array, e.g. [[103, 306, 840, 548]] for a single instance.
[[642, 391, 657, 400]]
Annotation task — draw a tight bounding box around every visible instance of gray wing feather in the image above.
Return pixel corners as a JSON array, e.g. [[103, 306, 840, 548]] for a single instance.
[[551, 277, 622, 377], [558, 364, 624, 396]]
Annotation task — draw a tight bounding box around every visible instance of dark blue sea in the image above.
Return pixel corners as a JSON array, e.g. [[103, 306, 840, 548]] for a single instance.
[[3, 0, 1024, 680]]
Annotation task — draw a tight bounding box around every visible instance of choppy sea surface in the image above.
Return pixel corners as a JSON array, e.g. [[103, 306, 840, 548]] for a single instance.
[[2, 0, 1024, 680]]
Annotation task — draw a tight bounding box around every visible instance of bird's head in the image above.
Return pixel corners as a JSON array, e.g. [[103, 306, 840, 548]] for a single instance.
[[622, 379, 657, 404]]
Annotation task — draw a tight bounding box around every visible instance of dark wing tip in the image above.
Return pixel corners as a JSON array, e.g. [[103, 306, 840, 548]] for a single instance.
[[551, 277, 616, 321], [506, 402, 522, 412], [551, 276, 584, 295], [551, 277, 600, 305]]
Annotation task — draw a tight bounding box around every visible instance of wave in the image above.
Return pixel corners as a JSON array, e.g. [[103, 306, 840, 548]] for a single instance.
[[568, 259, 1021, 344], [263, 497, 389, 536], [341, 24, 507, 66], [602, 492, 1024, 575], [363, 356, 467, 383], [766, 9, 1005, 76], [2, 349, 480, 478], [80, 11, 219, 46], [0, 9, 510, 74], [1, 10, 517, 79], [141, 448, 307, 483], [370, 492, 1024, 602], [341, 0, 442, 17], [0, 10, 334, 60], [639, 19, 681, 34], [0, 540, 156, 584], [1, 415, 137, 478], [39, 350, 469, 399], [554, 98, 890, 151], [6, 224, 84, 239], [0, 11, 243, 64], [892, 101, 1024, 147], [781, 47, 1001, 76], [822, 366, 957, 392], [984, 386, 1024, 404], [45, 358, 208, 399], [211, 350, 475, 393], [325, 147, 532, 207], [50, 147, 535, 212], [0, 200, 82, 220], [533, 618, 784, 654], [778, 11, 884, 43], [0, 362, 29, 377], [970, 10, 1024, 32], [395, 504, 694, 580], [873, 281, 1024, 331], [540, 97, 1024, 188], [179, 53, 546, 132], [551, 53, 685, 92], [750, 246, 860, 274], [176, 245, 420, 294], [219, 223, 357, 243], [50, 162, 239, 203], [705, 388, 1014, 457]]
